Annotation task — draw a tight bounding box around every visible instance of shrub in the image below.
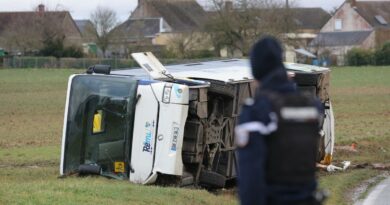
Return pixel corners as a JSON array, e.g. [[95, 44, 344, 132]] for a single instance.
[[63, 46, 84, 58], [187, 50, 216, 59], [346, 48, 374, 66], [40, 38, 65, 58], [375, 42, 390, 65], [40, 37, 83, 58]]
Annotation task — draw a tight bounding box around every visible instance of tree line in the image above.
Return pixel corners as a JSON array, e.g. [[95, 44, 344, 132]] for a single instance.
[[1, 0, 297, 59]]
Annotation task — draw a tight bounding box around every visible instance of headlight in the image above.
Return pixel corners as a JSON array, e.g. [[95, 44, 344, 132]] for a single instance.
[[162, 84, 172, 103]]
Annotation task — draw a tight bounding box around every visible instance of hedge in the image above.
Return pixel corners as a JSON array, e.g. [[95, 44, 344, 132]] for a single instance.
[[346, 42, 390, 66], [375, 42, 390, 65]]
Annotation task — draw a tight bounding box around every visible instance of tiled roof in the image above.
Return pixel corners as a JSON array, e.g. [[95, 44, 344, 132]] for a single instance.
[[146, 0, 207, 31], [207, 7, 330, 31], [355, 1, 390, 28], [111, 18, 161, 39], [75, 20, 93, 34], [290, 8, 331, 30], [0, 11, 68, 34], [310, 31, 373, 47]]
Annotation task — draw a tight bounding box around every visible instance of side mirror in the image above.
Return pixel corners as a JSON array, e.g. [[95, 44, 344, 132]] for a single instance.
[[86, 65, 111, 75]]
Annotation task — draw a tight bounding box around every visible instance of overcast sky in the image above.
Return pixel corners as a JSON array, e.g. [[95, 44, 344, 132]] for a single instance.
[[0, 0, 345, 22]]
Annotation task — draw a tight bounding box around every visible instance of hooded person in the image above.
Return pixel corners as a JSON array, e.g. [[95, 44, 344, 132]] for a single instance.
[[235, 37, 322, 205]]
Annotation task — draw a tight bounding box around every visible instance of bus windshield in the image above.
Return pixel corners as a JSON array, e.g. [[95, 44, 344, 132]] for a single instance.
[[63, 75, 138, 179]]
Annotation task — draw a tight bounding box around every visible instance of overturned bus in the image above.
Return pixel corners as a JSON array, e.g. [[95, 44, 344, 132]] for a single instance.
[[60, 53, 335, 188]]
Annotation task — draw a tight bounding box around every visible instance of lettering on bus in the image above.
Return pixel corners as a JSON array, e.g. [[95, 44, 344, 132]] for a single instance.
[[143, 121, 153, 153]]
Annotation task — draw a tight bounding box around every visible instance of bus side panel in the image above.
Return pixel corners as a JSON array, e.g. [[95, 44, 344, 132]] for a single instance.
[[130, 85, 159, 183], [154, 103, 188, 176]]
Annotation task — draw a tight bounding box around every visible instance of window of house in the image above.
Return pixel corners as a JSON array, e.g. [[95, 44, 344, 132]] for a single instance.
[[335, 19, 342, 30], [375, 15, 388, 25]]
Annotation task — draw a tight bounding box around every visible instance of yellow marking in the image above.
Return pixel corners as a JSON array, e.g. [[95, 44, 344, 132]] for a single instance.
[[93, 110, 103, 133], [114, 161, 125, 173], [320, 154, 333, 165]]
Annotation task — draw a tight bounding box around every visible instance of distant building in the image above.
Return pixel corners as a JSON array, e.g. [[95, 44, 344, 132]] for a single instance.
[[109, 18, 164, 57], [74, 20, 97, 43], [112, 0, 330, 59], [285, 7, 331, 46], [75, 20, 98, 57], [310, 0, 390, 65], [0, 4, 82, 55], [109, 0, 209, 57], [217, 5, 330, 59], [283, 7, 331, 63], [130, 0, 206, 33]]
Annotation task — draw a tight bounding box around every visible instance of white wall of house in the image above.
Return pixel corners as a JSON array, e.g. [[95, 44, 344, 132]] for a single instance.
[[361, 31, 377, 49], [316, 31, 376, 65], [321, 2, 373, 32], [285, 45, 297, 63]]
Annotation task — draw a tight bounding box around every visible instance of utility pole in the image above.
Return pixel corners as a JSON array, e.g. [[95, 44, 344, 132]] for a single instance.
[[285, 0, 290, 33]]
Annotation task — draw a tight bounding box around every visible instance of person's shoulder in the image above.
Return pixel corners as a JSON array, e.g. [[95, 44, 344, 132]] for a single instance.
[[252, 90, 277, 109], [239, 95, 273, 123], [239, 98, 256, 124]]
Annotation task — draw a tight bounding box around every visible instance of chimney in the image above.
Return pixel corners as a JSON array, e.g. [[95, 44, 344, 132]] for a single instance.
[[225, 0, 233, 11], [349, 0, 356, 8], [38, 4, 45, 13]]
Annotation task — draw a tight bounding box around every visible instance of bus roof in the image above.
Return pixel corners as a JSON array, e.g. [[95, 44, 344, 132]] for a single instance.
[[111, 59, 329, 83]]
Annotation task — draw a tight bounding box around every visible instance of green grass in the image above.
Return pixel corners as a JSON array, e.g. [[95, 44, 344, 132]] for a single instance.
[[319, 169, 381, 205], [330, 66, 390, 164], [0, 66, 389, 204], [0, 145, 59, 166], [0, 68, 236, 205], [0, 69, 80, 148], [319, 66, 390, 205], [0, 166, 236, 205]]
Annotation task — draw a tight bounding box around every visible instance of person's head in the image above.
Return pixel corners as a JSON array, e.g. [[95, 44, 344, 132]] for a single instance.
[[250, 36, 284, 81]]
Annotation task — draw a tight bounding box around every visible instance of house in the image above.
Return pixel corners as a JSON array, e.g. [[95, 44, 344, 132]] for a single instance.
[[75, 20, 97, 43], [212, 5, 330, 59], [113, 0, 330, 59], [285, 8, 331, 45], [130, 0, 206, 33], [109, 0, 210, 57], [283, 7, 331, 62], [75, 20, 99, 56], [310, 0, 390, 65], [0, 4, 83, 55], [109, 18, 164, 57]]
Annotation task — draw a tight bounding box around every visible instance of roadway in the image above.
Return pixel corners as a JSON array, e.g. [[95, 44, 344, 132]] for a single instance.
[[360, 177, 390, 205]]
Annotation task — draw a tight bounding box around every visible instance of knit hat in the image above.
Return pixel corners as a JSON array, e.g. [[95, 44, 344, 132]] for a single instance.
[[250, 37, 284, 80]]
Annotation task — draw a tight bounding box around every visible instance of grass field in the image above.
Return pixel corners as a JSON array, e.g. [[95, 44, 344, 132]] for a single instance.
[[0, 66, 389, 204]]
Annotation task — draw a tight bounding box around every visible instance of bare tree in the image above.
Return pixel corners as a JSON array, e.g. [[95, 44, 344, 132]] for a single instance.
[[166, 31, 203, 58], [90, 6, 118, 57], [205, 0, 297, 56]]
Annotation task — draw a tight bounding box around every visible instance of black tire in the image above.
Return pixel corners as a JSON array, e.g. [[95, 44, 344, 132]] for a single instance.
[[78, 164, 101, 175], [199, 170, 226, 188]]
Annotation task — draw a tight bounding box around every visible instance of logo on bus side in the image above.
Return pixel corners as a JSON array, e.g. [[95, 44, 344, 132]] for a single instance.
[[173, 84, 183, 98], [171, 122, 180, 152], [143, 121, 153, 153]]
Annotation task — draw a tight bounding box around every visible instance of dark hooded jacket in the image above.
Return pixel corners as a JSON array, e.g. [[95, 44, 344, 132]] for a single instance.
[[236, 37, 318, 205]]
